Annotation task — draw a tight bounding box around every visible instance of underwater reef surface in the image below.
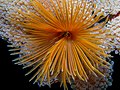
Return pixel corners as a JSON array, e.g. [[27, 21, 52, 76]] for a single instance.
[[0, 0, 120, 90]]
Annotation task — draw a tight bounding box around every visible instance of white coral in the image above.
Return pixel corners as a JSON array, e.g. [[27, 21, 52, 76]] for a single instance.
[[88, 0, 120, 15], [105, 16, 120, 55]]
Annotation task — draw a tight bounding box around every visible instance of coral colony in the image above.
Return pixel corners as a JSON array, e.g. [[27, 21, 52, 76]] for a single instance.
[[0, 0, 120, 90]]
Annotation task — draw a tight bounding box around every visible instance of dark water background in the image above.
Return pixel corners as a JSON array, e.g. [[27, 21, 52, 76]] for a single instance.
[[0, 38, 120, 90]]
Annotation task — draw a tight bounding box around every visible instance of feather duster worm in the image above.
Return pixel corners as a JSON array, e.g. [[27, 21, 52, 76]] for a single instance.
[[0, 0, 119, 90]]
